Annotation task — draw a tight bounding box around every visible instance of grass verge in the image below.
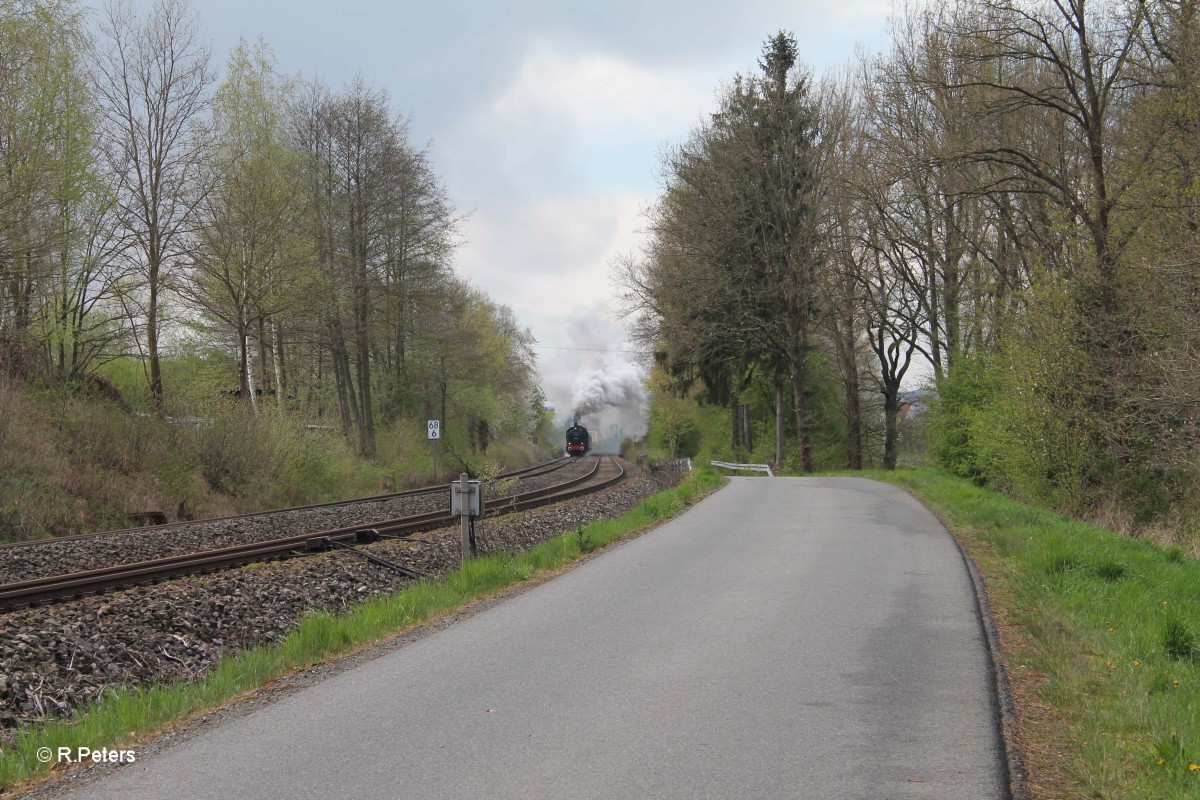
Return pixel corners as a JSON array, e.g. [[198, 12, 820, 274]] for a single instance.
[[0, 467, 723, 793], [865, 468, 1200, 799]]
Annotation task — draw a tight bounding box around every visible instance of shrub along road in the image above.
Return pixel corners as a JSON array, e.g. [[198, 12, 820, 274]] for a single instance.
[[56, 477, 1007, 799]]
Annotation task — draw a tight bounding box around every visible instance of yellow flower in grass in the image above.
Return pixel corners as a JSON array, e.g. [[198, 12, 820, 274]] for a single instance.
[[1134, 659, 1142, 666], [1159, 758, 1166, 766], [1190, 763, 1199, 771]]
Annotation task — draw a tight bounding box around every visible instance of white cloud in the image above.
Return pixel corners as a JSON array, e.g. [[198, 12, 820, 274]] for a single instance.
[[438, 24, 893, 409], [491, 41, 721, 137], [455, 192, 646, 327]]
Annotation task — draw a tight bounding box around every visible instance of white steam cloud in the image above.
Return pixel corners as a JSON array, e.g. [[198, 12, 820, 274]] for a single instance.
[[571, 360, 647, 419], [539, 307, 649, 452]]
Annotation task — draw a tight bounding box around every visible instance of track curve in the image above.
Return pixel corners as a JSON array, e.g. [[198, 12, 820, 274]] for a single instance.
[[0, 456, 624, 611]]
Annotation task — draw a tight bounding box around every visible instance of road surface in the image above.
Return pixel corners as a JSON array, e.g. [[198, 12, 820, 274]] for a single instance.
[[59, 477, 1007, 799]]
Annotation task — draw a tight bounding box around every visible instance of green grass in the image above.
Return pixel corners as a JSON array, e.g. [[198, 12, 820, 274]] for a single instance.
[[864, 467, 1200, 798], [0, 467, 722, 792]]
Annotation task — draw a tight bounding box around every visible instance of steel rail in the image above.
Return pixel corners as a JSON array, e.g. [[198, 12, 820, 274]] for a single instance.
[[0, 456, 625, 611]]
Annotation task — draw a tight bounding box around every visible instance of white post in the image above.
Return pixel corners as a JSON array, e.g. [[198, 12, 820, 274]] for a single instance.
[[459, 472, 472, 563]]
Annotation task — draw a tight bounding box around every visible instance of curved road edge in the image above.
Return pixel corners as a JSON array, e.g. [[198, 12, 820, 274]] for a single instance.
[[899, 483, 1029, 800]]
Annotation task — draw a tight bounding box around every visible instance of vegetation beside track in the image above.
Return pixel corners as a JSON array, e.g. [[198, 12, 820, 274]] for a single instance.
[[0, 374, 553, 543], [0, 467, 721, 793], [867, 468, 1200, 799]]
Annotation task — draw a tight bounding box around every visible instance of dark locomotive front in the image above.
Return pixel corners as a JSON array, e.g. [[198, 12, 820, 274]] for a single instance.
[[565, 423, 590, 456]]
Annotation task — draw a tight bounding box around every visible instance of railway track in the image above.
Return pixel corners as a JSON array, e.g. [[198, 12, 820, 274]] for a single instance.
[[0, 457, 583, 586], [0, 455, 625, 611], [0, 456, 572, 552]]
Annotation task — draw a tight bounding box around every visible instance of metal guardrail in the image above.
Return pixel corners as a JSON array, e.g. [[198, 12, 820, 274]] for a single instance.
[[660, 458, 693, 474], [710, 460, 774, 477]]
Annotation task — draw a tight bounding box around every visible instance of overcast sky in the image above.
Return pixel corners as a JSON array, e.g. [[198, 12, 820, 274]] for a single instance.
[[85, 0, 894, 419]]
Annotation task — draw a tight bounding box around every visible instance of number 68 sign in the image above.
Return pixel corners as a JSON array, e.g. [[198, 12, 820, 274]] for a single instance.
[[427, 420, 441, 440]]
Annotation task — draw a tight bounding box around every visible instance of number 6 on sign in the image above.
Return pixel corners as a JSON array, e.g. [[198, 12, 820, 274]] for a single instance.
[[428, 420, 441, 440]]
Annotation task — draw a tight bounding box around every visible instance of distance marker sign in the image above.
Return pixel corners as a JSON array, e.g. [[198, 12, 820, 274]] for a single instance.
[[428, 420, 441, 440]]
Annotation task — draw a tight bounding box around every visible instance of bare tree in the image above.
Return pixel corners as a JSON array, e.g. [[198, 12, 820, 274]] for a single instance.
[[815, 69, 871, 469], [953, 1, 1151, 372], [92, 0, 213, 407], [287, 77, 468, 457], [377, 140, 459, 418]]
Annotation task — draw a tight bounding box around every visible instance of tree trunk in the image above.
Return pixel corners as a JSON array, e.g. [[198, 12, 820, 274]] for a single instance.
[[789, 363, 813, 473], [271, 318, 286, 417], [742, 403, 753, 455], [257, 316, 270, 393], [237, 324, 251, 400], [329, 323, 355, 438], [246, 333, 258, 413], [775, 385, 785, 467], [942, 199, 964, 371], [355, 320, 375, 457], [435, 354, 449, 440], [147, 260, 162, 408], [352, 233, 376, 457], [56, 241, 69, 377], [882, 384, 900, 470], [731, 394, 742, 452], [845, 353, 863, 470]]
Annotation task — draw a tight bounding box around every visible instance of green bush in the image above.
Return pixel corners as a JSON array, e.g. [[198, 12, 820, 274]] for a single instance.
[[803, 352, 851, 469], [931, 288, 1103, 515], [280, 430, 390, 504], [188, 409, 294, 496], [645, 353, 853, 471], [648, 393, 702, 458], [57, 397, 187, 477], [931, 354, 999, 485]]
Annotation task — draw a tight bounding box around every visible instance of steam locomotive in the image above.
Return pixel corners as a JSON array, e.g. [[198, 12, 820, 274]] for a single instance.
[[565, 423, 591, 457]]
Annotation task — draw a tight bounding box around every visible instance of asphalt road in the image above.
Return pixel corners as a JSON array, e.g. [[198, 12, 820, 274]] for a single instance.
[[61, 477, 1007, 799]]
